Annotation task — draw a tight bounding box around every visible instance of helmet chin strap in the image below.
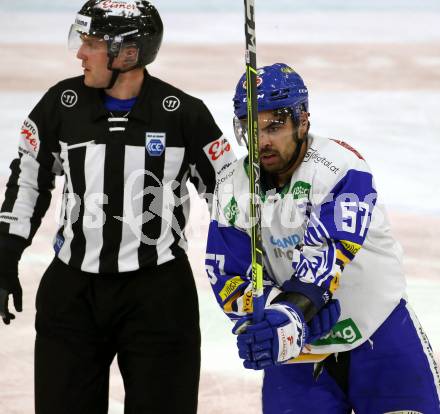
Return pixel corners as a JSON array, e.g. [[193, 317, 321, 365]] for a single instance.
[[104, 54, 121, 90], [105, 56, 142, 90], [106, 69, 121, 89]]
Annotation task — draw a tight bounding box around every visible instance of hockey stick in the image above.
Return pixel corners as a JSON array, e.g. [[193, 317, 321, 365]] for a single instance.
[[244, 0, 264, 323]]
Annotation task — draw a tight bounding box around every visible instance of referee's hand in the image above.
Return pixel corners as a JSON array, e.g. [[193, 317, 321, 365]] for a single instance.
[[0, 271, 23, 325]]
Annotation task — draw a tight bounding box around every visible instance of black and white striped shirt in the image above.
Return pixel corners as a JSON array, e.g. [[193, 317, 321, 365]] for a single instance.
[[0, 72, 235, 273]]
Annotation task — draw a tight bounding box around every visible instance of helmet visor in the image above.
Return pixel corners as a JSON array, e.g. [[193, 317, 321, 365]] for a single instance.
[[68, 24, 84, 50], [233, 116, 248, 147], [68, 13, 107, 53], [68, 27, 108, 54], [68, 13, 92, 49], [233, 108, 293, 148]]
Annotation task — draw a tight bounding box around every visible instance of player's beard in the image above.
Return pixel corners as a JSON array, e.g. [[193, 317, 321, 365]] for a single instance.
[[260, 148, 290, 174], [260, 133, 300, 174], [260, 129, 305, 176]]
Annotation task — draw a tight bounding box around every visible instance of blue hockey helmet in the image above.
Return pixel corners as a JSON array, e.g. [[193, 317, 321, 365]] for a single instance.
[[233, 63, 309, 124]]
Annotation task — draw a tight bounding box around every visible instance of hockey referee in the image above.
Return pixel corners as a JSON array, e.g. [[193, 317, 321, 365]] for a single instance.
[[0, 1, 235, 413]]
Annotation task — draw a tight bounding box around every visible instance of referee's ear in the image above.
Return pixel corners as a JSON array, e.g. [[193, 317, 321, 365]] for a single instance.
[[115, 45, 140, 71]]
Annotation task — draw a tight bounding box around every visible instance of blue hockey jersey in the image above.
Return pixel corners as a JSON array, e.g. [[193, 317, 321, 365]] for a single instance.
[[206, 134, 406, 360]]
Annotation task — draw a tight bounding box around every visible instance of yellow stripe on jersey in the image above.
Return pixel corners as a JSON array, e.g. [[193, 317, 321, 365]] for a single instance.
[[340, 240, 362, 256], [336, 249, 351, 265], [219, 276, 245, 302], [285, 353, 332, 364], [329, 272, 340, 293], [223, 290, 243, 313]]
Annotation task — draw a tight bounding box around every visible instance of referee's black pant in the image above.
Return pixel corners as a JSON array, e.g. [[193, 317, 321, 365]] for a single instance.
[[34, 255, 201, 414]]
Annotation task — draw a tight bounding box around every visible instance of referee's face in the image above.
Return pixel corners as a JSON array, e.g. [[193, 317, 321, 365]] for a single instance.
[[76, 35, 112, 88]]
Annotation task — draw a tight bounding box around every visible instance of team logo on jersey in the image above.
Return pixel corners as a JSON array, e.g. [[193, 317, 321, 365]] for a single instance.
[[162, 96, 181, 112], [61, 90, 78, 108], [19, 118, 40, 155], [146, 132, 166, 156]]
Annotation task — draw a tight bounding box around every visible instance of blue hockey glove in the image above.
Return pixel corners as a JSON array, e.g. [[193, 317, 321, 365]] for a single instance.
[[308, 299, 341, 343], [233, 302, 308, 370]]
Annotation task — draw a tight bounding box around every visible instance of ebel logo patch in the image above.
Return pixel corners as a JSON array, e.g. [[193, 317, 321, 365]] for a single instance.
[[208, 138, 231, 161], [146, 133, 165, 157], [20, 118, 39, 154]]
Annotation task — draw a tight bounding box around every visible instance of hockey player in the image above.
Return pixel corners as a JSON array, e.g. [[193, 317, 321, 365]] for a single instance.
[[206, 63, 440, 413], [0, 1, 235, 413]]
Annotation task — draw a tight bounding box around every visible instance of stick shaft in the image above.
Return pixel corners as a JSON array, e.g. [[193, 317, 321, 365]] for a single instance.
[[244, 0, 264, 322]]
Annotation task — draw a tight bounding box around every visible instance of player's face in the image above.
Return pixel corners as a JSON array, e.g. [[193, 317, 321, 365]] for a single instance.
[[257, 110, 298, 173], [76, 35, 113, 88]]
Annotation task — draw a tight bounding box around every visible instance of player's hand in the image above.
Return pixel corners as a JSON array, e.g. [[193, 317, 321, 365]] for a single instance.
[[307, 299, 341, 343], [0, 263, 22, 325], [233, 302, 307, 370]]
